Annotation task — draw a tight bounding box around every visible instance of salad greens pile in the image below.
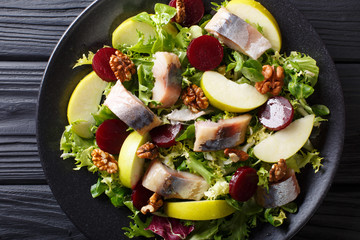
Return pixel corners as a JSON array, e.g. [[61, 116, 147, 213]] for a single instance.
[[61, 2, 329, 240]]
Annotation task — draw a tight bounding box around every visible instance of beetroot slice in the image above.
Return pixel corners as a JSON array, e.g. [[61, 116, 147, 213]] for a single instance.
[[95, 119, 130, 155], [229, 166, 258, 202], [258, 96, 294, 131], [169, 0, 204, 27], [92, 47, 117, 82], [131, 181, 154, 209], [150, 123, 182, 148], [187, 35, 223, 71]]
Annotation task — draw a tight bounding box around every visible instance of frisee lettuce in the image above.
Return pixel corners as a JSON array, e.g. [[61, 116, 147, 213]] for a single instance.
[[72, 51, 95, 68], [60, 125, 97, 172], [122, 201, 155, 238]]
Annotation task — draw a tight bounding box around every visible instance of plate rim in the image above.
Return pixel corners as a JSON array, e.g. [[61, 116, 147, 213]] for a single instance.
[[36, 0, 346, 239]]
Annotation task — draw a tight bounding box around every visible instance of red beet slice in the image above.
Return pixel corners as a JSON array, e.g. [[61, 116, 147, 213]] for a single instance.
[[149, 123, 182, 148], [258, 96, 294, 131], [131, 181, 154, 210], [187, 35, 223, 71], [169, 0, 204, 27], [229, 166, 258, 202], [96, 119, 130, 155], [92, 47, 117, 82]]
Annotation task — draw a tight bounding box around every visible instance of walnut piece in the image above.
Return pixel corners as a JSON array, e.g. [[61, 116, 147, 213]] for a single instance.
[[255, 65, 285, 96], [136, 142, 158, 160], [181, 84, 209, 113], [175, 0, 186, 24], [269, 159, 287, 183], [224, 148, 249, 162], [109, 50, 136, 82], [141, 193, 164, 214], [91, 149, 118, 174]]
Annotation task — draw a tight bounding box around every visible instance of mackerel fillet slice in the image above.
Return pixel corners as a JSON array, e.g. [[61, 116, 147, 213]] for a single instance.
[[205, 7, 271, 59], [193, 114, 252, 152], [104, 81, 161, 135], [142, 160, 209, 201], [255, 169, 300, 208], [152, 52, 182, 108]]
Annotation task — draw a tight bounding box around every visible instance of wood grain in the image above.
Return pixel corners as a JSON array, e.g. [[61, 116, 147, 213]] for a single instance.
[[1, 185, 359, 239], [0, 0, 359, 239], [0, 185, 85, 240], [1, 62, 357, 184], [0, 0, 359, 61]]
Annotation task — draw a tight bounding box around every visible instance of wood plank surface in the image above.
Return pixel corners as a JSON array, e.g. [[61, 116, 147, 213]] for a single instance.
[[0, 0, 359, 239], [1, 62, 357, 184], [0, 0, 359, 61], [1, 185, 359, 240]]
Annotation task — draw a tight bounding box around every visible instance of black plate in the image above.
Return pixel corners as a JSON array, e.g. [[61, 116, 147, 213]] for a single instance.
[[37, 0, 345, 239]]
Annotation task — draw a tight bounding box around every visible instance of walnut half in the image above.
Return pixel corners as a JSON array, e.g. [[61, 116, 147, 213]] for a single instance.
[[91, 149, 118, 174], [141, 193, 163, 214], [224, 148, 249, 162], [269, 159, 287, 183], [175, 0, 186, 24], [109, 50, 136, 82], [136, 142, 158, 160], [181, 84, 209, 113], [255, 65, 284, 96]]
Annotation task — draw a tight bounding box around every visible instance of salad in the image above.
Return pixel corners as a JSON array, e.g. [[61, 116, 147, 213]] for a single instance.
[[60, 0, 330, 239]]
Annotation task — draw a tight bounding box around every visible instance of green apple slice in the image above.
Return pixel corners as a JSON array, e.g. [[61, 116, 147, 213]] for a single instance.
[[67, 71, 108, 138], [112, 17, 178, 49], [227, 0, 282, 51], [118, 131, 149, 189], [201, 71, 268, 113], [254, 114, 315, 163], [164, 200, 236, 220]]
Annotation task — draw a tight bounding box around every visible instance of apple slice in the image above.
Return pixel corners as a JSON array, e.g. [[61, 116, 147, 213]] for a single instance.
[[118, 131, 149, 189], [67, 71, 108, 138], [253, 114, 315, 163], [201, 71, 268, 113], [112, 17, 178, 49], [164, 200, 235, 220], [227, 0, 282, 51]]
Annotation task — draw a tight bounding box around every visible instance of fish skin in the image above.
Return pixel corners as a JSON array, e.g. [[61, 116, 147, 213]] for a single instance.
[[205, 7, 271, 59], [104, 81, 161, 135], [255, 169, 301, 208], [142, 160, 209, 201], [152, 52, 182, 108], [194, 114, 252, 152]]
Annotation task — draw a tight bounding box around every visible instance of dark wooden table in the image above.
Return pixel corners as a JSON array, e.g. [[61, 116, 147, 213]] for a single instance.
[[0, 0, 359, 239]]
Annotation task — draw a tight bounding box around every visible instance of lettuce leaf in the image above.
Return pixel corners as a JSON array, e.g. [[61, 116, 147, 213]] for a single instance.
[[92, 105, 117, 126], [60, 125, 97, 172], [186, 152, 216, 184], [132, 4, 176, 54], [145, 215, 194, 240], [72, 51, 95, 68], [123, 201, 155, 238], [264, 208, 287, 227], [176, 124, 195, 141], [286, 150, 323, 173]]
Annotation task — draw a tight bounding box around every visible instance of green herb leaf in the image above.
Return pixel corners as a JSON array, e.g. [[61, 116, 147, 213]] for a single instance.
[[92, 105, 117, 126], [123, 201, 155, 238], [90, 178, 107, 198], [186, 152, 215, 184], [288, 81, 314, 99], [176, 124, 195, 141], [311, 104, 330, 116], [73, 51, 95, 68], [60, 125, 96, 172], [264, 208, 287, 227], [189, 220, 222, 240], [281, 202, 298, 213], [242, 59, 264, 82]]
